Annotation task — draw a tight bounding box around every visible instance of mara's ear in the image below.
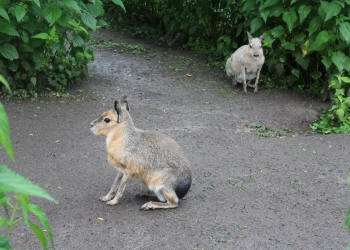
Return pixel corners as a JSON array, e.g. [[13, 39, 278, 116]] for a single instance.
[[114, 100, 123, 123], [259, 32, 266, 41], [119, 94, 129, 111], [247, 31, 253, 41]]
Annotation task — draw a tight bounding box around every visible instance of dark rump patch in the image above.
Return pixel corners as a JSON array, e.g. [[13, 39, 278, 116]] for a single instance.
[[175, 178, 191, 199]]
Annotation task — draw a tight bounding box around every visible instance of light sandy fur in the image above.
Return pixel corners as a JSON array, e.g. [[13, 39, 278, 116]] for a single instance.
[[225, 32, 265, 93], [90, 94, 192, 210]]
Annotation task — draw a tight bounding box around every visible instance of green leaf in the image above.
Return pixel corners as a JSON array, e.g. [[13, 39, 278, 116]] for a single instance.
[[260, 0, 279, 9], [0, 75, 11, 93], [291, 69, 299, 78], [340, 77, 350, 83], [30, 77, 37, 86], [250, 17, 263, 34], [0, 193, 9, 217], [0, 217, 6, 227], [336, 108, 345, 120], [0, 6, 9, 22], [283, 11, 298, 33], [76, 52, 84, 59], [44, 3, 62, 24], [319, 1, 341, 22], [28, 221, 47, 249], [0, 0, 10, 5], [259, 8, 270, 23], [295, 53, 309, 70], [15, 5, 26, 22], [0, 43, 19, 61], [16, 195, 29, 225], [241, 0, 255, 12], [29, 3, 43, 18], [0, 165, 58, 203], [282, 41, 295, 51], [62, 0, 81, 14], [270, 25, 285, 38], [311, 71, 322, 80], [321, 56, 332, 69], [309, 30, 332, 51], [32, 33, 49, 40], [262, 32, 275, 46], [33, 0, 40, 7], [72, 34, 85, 47], [331, 51, 349, 72], [80, 12, 97, 31], [291, 33, 305, 43], [21, 30, 29, 43], [33, 52, 44, 70], [308, 16, 322, 36], [87, 3, 104, 18], [290, 0, 298, 5], [112, 0, 126, 12], [298, 5, 311, 25], [339, 22, 350, 43], [275, 63, 284, 76], [19, 43, 33, 53], [28, 204, 54, 248], [0, 21, 19, 36], [0, 236, 11, 250]]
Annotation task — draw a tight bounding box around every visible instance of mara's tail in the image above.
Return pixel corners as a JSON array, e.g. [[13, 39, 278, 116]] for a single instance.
[[175, 178, 191, 199]]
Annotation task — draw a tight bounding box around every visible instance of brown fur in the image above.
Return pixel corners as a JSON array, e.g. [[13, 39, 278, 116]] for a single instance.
[[90, 94, 192, 210]]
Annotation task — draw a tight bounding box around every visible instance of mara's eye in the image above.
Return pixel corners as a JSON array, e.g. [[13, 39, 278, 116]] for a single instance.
[[104, 118, 111, 123], [250, 45, 252, 48]]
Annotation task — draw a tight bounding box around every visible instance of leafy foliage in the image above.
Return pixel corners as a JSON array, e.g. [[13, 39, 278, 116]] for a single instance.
[[311, 75, 350, 134], [249, 123, 290, 138], [103, 0, 350, 134], [0, 77, 57, 249], [0, 0, 110, 96]]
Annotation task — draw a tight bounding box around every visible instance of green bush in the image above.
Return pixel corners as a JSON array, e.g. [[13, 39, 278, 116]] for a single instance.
[[311, 74, 350, 134], [0, 77, 58, 249], [0, 0, 108, 95]]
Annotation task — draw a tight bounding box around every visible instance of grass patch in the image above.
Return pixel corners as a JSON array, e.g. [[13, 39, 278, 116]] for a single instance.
[[250, 123, 291, 137]]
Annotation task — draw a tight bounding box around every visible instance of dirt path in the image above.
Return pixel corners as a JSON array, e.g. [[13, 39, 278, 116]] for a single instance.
[[1, 29, 349, 250]]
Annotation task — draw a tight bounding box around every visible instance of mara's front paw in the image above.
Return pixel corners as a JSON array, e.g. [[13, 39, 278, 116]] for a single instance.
[[99, 195, 112, 202], [106, 199, 119, 206]]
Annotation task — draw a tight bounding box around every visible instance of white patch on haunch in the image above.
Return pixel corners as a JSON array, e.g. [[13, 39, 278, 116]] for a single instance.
[[148, 185, 166, 202]]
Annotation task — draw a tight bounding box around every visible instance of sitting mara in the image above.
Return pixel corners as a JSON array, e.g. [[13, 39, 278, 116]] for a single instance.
[[90, 94, 192, 210], [226, 32, 265, 93]]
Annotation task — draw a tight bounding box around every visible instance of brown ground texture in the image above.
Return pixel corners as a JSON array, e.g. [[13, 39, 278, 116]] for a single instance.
[[1, 29, 349, 250]]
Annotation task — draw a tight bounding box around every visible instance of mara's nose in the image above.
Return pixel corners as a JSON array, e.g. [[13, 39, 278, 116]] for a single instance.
[[90, 123, 93, 127]]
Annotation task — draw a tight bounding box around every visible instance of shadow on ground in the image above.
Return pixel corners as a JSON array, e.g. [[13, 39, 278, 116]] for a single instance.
[[1, 29, 349, 250]]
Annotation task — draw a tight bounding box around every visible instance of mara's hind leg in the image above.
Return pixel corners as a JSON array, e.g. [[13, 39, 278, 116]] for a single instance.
[[232, 78, 237, 87], [140, 187, 179, 210]]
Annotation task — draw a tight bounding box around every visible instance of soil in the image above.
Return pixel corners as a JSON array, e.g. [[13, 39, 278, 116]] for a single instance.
[[1, 29, 349, 250]]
